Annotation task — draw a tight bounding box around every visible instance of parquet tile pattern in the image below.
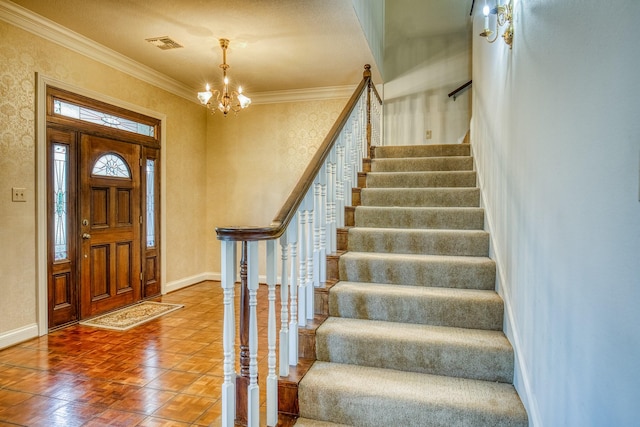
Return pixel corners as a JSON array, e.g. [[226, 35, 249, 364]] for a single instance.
[[0, 281, 282, 426]]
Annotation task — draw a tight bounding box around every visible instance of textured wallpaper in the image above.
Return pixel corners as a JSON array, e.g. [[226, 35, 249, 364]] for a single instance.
[[0, 21, 207, 335], [205, 99, 347, 272]]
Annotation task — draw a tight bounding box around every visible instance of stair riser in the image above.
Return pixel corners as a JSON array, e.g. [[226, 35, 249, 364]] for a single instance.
[[366, 171, 476, 188], [372, 156, 474, 172], [315, 330, 514, 383], [347, 229, 489, 257], [361, 188, 480, 207], [339, 256, 496, 290], [374, 144, 470, 158], [354, 207, 485, 230], [328, 285, 504, 330]]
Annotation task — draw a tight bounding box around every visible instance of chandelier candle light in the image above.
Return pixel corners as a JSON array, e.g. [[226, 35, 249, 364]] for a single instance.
[[198, 38, 251, 115], [479, 0, 514, 48]]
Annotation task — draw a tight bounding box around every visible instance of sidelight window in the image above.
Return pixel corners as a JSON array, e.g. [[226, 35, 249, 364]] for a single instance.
[[146, 159, 156, 247], [53, 144, 68, 261]]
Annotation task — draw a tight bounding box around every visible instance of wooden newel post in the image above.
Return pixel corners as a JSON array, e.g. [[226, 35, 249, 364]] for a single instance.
[[236, 241, 250, 425]]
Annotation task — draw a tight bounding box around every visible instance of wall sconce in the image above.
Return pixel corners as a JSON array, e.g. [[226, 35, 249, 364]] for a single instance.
[[479, 0, 514, 48]]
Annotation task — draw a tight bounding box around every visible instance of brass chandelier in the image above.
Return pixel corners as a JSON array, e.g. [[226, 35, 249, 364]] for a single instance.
[[197, 38, 251, 116]]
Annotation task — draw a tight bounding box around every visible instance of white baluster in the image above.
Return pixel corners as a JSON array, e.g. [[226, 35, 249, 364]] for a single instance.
[[319, 163, 327, 283], [221, 240, 237, 427], [305, 191, 314, 320], [266, 240, 277, 427], [247, 241, 259, 427], [298, 206, 307, 327], [279, 232, 289, 376], [336, 139, 345, 228], [328, 148, 337, 253], [313, 177, 321, 287], [288, 213, 299, 366], [344, 130, 353, 207]]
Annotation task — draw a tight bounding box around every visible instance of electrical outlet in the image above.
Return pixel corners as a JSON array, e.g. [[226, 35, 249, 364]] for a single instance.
[[12, 187, 26, 202], [425, 130, 432, 139]]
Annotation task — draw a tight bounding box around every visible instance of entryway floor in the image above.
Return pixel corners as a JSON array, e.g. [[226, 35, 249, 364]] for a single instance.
[[0, 281, 287, 426]]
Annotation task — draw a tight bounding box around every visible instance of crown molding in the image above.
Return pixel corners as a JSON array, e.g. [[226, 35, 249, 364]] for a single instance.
[[250, 85, 356, 104], [0, 0, 195, 101], [0, 0, 355, 105]]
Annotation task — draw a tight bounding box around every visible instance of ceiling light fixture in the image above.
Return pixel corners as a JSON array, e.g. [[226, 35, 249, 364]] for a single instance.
[[197, 39, 251, 116], [479, 0, 514, 48]]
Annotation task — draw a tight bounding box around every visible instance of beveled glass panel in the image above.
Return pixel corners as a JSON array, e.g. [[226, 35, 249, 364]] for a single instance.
[[53, 99, 155, 137], [92, 153, 131, 178], [53, 144, 68, 261], [146, 159, 156, 247]]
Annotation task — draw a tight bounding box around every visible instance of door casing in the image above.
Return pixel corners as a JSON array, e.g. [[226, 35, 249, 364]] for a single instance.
[[38, 76, 166, 333]]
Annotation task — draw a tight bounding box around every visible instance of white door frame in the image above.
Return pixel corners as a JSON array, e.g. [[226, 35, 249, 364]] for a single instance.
[[36, 74, 167, 335]]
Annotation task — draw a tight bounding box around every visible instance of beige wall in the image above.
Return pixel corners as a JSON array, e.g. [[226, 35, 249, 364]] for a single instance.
[[0, 21, 207, 339], [0, 18, 349, 343], [206, 99, 347, 274]]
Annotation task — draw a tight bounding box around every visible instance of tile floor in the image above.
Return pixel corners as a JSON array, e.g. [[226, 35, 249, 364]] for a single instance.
[[0, 281, 284, 426]]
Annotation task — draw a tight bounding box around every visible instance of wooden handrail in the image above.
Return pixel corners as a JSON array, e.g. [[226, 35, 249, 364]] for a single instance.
[[216, 65, 380, 242], [448, 80, 472, 100]]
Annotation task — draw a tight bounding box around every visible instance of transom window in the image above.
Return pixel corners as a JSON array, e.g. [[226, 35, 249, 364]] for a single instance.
[[54, 99, 155, 137]]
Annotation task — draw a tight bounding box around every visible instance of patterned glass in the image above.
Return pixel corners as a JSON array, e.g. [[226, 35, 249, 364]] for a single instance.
[[53, 99, 155, 137], [92, 153, 131, 178], [53, 144, 68, 261], [146, 159, 156, 247]]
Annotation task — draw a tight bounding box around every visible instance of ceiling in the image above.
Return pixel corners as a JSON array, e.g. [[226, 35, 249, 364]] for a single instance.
[[7, 0, 471, 98], [9, 0, 379, 96]]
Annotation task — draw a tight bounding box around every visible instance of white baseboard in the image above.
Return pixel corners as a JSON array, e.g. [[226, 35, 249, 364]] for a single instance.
[[471, 143, 542, 427], [0, 323, 39, 350], [164, 272, 220, 294]]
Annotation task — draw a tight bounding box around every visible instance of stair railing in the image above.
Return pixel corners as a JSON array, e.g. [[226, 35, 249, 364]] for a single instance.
[[216, 64, 383, 427]]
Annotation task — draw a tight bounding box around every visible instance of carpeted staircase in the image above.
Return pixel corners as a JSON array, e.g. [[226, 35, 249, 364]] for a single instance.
[[294, 144, 528, 427]]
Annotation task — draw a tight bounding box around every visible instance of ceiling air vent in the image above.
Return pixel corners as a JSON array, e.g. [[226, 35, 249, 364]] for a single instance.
[[145, 36, 183, 50]]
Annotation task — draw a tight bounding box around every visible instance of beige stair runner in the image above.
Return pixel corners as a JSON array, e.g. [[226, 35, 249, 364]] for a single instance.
[[294, 144, 528, 427]]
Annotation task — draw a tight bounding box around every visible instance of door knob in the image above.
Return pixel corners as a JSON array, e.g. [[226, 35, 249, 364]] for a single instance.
[[82, 233, 91, 240]]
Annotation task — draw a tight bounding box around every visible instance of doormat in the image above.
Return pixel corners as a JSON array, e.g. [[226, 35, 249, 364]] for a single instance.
[[80, 302, 183, 331]]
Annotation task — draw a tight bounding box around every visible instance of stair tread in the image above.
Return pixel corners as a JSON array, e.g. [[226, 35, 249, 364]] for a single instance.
[[299, 361, 528, 427], [354, 206, 485, 230], [329, 281, 503, 329], [347, 227, 489, 256], [333, 280, 500, 299], [341, 251, 494, 263], [361, 187, 480, 207], [371, 156, 474, 172], [316, 317, 513, 382], [295, 418, 352, 427], [319, 317, 510, 347], [373, 144, 471, 159], [348, 227, 489, 237]]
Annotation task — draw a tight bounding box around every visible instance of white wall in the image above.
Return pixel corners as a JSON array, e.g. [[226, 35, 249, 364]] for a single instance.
[[471, 1, 640, 426], [383, 0, 472, 145], [351, 0, 384, 79]]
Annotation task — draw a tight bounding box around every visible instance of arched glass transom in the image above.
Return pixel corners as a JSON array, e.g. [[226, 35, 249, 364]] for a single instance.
[[92, 153, 131, 178]]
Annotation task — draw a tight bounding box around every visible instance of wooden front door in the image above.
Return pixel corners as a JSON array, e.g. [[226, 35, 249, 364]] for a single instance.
[[79, 135, 141, 318]]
